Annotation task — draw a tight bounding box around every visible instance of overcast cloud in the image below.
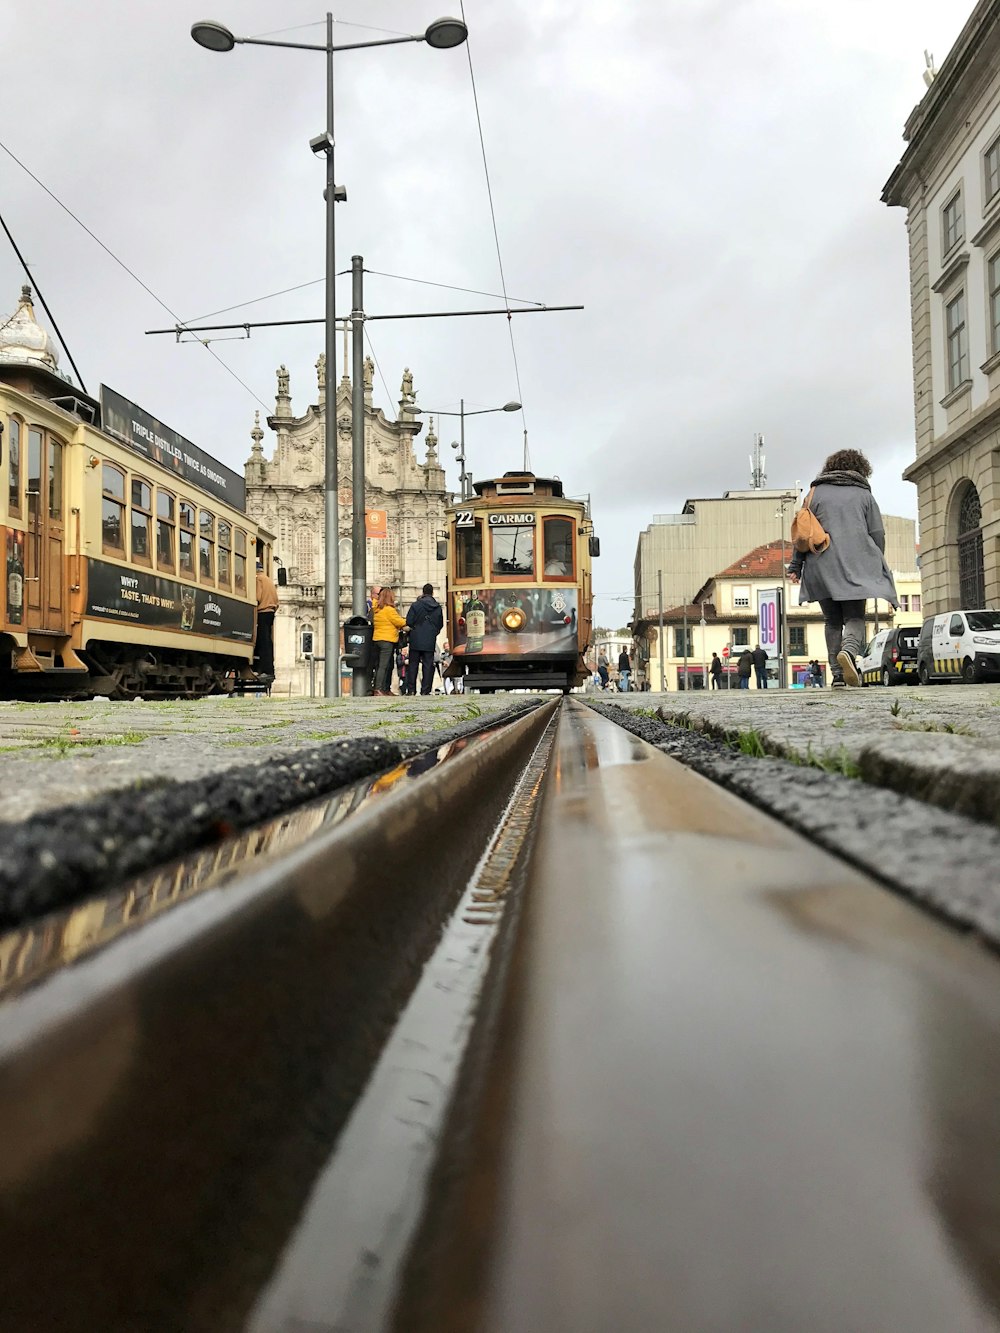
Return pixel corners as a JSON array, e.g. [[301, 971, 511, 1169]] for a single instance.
[[0, 0, 974, 626]]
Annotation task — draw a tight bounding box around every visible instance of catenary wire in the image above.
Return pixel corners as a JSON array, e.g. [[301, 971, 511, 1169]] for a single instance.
[[459, 0, 528, 456], [0, 137, 270, 411]]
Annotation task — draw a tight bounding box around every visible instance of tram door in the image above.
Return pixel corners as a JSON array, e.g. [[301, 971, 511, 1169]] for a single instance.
[[24, 428, 66, 633]]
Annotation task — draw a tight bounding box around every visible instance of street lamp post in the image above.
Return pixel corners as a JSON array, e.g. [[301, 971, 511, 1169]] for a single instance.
[[191, 13, 468, 697], [415, 400, 520, 500], [776, 495, 796, 688]]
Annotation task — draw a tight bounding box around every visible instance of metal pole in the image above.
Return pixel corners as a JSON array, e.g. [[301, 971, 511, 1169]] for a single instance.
[[460, 398, 467, 500], [701, 602, 708, 691], [351, 255, 369, 696], [778, 502, 789, 689], [683, 604, 689, 692], [658, 569, 665, 693], [322, 11, 341, 697]]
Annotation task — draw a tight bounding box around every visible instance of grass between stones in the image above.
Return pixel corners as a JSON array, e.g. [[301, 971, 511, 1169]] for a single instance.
[[654, 709, 863, 780]]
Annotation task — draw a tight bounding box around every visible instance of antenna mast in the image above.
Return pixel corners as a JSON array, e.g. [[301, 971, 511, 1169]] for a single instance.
[[750, 433, 766, 489]]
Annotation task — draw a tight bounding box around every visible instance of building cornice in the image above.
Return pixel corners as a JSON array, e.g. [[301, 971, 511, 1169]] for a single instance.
[[882, 0, 1000, 207], [904, 391, 1000, 481], [931, 249, 970, 292]]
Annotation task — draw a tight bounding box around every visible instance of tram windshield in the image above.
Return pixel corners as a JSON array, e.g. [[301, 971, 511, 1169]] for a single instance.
[[491, 524, 535, 577], [456, 522, 483, 579]]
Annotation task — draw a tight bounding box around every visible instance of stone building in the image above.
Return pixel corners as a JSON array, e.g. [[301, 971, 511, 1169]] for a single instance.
[[883, 0, 1000, 614], [244, 351, 448, 695]]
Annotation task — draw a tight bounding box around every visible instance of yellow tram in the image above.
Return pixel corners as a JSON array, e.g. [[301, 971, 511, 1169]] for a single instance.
[[0, 291, 273, 699], [443, 472, 597, 693]]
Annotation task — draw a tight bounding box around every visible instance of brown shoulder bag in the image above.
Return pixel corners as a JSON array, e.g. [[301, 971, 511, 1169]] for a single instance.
[[790, 487, 830, 555]]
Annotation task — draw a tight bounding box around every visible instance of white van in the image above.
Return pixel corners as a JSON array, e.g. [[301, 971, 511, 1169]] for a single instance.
[[916, 609, 1000, 683]]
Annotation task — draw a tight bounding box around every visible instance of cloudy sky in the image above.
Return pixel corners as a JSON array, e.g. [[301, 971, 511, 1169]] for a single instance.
[[0, 0, 976, 626]]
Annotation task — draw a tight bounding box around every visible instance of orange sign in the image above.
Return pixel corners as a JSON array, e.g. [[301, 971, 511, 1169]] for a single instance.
[[365, 508, 387, 539]]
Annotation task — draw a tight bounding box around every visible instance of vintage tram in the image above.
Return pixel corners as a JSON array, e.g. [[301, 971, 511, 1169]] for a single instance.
[[0, 291, 273, 699], [443, 471, 597, 693]]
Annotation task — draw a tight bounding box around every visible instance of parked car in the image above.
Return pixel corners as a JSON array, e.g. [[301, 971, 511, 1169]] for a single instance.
[[916, 609, 1000, 684], [857, 625, 921, 686]]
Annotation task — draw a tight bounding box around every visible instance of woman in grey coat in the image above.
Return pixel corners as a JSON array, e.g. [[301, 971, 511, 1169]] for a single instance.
[[787, 448, 897, 687]]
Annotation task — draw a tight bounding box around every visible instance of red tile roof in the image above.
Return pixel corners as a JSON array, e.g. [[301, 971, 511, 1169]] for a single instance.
[[715, 540, 789, 580]]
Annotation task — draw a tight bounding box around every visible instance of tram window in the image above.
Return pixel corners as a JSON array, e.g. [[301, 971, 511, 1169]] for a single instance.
[[217, 521, 231, 588], [234, 529, 247, 593], [27, 427, 42, 522], [7, 418, 20, 515], [200, 510, 214, 540], [130, 478, 151, 563], [543, 516, 574, 578], [102, 463, 126, 553], [157, 491, 175, 570], [491, 524, 535, 578], [48, 441, 63, 520], [455, 521, 483, 580], [199, 534, 214, 582]]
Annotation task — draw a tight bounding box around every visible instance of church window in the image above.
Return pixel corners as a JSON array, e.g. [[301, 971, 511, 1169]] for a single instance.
[[958, 483, 985, 609]]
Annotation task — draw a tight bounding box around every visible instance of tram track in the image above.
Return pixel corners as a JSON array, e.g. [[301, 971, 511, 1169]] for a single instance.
[[2, 699, 1000, 1330]]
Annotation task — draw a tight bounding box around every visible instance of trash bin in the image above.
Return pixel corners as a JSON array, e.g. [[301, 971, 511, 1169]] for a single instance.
[[342, 616, 373, 673]]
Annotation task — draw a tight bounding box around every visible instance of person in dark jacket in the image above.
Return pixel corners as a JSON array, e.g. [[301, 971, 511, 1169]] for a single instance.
[[788, 449, 898, 688], [710, 652, 723, 689], [751, 643, 768, 688], [737, 649, 752, 689], [404, 583, 445, 695], [617, 649, 632, 692]]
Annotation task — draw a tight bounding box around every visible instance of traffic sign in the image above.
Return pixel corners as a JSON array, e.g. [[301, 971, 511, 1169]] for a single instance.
[[722, 646, 730, 659]]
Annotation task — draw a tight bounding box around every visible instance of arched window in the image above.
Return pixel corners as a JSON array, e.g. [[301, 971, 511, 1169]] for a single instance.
[[957, 483, 985, 609]]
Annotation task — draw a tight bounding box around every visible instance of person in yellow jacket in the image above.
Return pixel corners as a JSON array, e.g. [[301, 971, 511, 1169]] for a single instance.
[[372, 587, 407, 695]]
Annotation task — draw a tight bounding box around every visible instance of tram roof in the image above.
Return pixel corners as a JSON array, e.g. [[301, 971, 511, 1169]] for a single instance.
[[472, 472, 565, 499]]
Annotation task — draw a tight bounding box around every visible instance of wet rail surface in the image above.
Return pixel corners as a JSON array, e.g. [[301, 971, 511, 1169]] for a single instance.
[[2, 699, 1000, 1330]]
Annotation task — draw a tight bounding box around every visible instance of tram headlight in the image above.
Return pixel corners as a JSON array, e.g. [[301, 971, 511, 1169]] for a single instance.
[[501, 606, 526, 632]]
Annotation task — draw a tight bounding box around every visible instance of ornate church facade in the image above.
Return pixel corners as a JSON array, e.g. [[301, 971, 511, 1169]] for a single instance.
[[244, 349, 449, 695]]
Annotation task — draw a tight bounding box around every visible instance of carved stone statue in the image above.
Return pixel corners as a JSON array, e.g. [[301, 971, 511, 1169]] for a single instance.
[[316, 352, 326, 396], [401, 366, 414, 401], [277, 364, 290, 398], [363, 356, 374, 390]]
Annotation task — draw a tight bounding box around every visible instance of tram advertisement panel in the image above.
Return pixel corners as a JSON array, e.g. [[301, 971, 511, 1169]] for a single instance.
[[452, 587, 578, 657], [85, 559, 254, 642], [5, 529, 25, 626]]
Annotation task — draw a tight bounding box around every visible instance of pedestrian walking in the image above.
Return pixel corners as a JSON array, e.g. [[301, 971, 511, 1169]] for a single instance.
[[752, 643, 768, 689], [253, 560, 278, 682], [737, 649, 753, 689], [788, 449, 898, 688], [404, 582, 445, 696], [371, 587, 407, 695], [810, 658, 824, 688], [597, 650, 610, 689], [618, 649, 632, 692], [710, 652, 723, 689]]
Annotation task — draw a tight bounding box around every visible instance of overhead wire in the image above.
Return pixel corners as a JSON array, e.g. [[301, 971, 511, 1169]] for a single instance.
[[458, 0, 529, 465], [0, 137, 270, 411]]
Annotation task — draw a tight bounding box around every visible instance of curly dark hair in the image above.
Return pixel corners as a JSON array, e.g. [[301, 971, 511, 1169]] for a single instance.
[[822, 448, 872, 478]]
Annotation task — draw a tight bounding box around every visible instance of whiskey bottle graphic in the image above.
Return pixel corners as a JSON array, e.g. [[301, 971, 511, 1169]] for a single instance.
[[7, 542, 23, 625], [466, 593, 486, 654]]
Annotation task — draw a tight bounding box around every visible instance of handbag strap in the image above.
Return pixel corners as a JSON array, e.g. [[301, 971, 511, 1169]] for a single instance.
[[802, 486, 816, 511]]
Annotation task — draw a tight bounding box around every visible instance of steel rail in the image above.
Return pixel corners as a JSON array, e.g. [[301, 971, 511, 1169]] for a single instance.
[[395, 700, 1000, 1332], [0, 701, 556, 1331]]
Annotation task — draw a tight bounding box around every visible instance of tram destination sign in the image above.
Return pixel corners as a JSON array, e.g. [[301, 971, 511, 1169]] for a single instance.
[[100, 385, 246, 512], [488, 512, 535, 525]]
